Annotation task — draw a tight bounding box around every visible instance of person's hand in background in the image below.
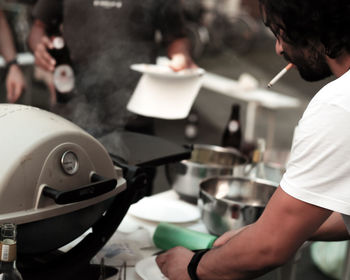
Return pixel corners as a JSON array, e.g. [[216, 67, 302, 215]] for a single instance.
[[168, 38, 197, 71], [6, 63, 26, 103], [28, 19, 56, 72], [0, 9, 26, 102], [33, 35, 55, 72], [169, 52, 197, 71]]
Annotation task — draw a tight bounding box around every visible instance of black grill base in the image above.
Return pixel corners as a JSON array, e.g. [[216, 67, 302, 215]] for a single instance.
[[19, 261, 118, 280]]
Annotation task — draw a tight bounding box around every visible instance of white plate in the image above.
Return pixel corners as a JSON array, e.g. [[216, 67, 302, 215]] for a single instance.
[[130, 64, 205, 79], [128, 197, 200, 223], [127, 73, 202, 119], [135, 256, 168, 280]]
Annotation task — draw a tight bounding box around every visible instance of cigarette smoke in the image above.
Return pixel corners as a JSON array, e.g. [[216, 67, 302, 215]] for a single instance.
[[60, 0, 161, 138]]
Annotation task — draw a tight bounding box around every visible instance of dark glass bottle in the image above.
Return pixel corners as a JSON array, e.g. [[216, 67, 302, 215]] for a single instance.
[[246, 138, 266, 180], [0, 223, 23, 280], [221, 104, 242, 150], [49, 33, 75, 103]]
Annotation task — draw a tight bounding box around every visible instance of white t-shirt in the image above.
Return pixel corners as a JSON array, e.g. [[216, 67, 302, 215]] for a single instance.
[[280, 70, 350, 230]]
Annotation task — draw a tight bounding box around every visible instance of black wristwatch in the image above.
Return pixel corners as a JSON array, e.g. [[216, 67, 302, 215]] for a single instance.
[[6, 58, 18, 69], [187, 249, 210, 280]]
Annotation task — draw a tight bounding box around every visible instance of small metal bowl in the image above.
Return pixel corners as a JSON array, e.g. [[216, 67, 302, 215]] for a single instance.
[[165, 144, 248, 203], [198, 176, 277, 236]]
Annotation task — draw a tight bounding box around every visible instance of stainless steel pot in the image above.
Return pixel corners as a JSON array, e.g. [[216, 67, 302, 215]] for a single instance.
[[198, 176, 277, 236], [165, 144, 247, 203]]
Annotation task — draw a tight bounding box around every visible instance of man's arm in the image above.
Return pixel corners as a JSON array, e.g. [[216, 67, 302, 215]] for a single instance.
[[0, 9, 25, 103], [310, 212, 349, 241], [0, 9, 17, 62], [157, 187, 332, 280], [214, 210, 349, 247]]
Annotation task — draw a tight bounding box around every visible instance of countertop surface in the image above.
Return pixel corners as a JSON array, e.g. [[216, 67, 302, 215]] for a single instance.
[[91, 190, 305, 280], [93, 190, 206, 280]]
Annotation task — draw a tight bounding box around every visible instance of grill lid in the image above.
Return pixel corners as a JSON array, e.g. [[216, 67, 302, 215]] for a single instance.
[[0, 104, 125, 225]]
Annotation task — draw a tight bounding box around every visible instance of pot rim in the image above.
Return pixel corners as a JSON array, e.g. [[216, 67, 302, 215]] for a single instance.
[[181, 144, 248, 167]]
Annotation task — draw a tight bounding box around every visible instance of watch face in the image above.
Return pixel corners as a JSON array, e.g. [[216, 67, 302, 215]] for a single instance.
[[60, 151, 79, 175], [53, 64, 75, 93]]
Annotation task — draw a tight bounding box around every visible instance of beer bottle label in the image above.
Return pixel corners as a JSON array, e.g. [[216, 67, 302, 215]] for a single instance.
[[0, 240, 16, 262], [52, 37, 65, 49], [228, 120, 239, 133], [53, 64, 75, 93]]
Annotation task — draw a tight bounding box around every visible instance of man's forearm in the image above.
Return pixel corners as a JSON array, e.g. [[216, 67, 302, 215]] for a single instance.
[[309, 212, 350, 241], [0, 10, 17, 62], [196, 224, 285, 280], [195, 187, 332, 279]]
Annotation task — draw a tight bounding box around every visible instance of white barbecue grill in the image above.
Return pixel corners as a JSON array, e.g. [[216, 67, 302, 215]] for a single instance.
[[0, 104, 191, 280]]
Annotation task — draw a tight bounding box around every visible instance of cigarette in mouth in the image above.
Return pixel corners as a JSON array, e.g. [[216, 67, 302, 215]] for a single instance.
[[267, 63, 293, 88]]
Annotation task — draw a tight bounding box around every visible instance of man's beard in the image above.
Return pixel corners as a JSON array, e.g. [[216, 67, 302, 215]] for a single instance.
[[284, 49, 332, 82]]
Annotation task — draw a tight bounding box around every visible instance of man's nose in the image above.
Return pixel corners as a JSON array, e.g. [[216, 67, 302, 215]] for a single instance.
[[275, 40, 283, 56]]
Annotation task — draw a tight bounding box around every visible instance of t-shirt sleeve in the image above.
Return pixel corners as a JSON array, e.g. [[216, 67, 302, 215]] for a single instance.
[[155, 0, 187, 45], [280, 101, 350, 215], [32, 0, 63, 32]]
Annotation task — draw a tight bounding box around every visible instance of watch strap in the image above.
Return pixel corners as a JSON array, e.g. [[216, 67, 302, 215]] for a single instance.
[[187, 249, 210, 280], [6, 58, 18, 69]]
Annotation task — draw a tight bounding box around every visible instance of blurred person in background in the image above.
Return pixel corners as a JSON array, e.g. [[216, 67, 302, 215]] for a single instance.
[[28, 0, 196, 138], [156, 0, 350, 279], [0, 8, 25, 103]]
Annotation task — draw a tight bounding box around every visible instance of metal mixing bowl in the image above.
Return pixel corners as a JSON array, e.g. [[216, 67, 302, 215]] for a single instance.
[[165, 144, 248, 203], [198, 176, 277, 236]]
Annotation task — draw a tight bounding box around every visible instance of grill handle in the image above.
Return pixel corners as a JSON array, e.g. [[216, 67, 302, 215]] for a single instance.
[[42, 174, 117, 205]]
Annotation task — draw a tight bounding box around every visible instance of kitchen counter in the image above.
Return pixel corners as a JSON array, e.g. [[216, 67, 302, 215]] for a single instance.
[[94, 190, 304, 280], [94, 190, 206, 280]]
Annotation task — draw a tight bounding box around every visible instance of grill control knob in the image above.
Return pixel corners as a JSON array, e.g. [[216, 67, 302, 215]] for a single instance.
[[61, 151, 79, 175]]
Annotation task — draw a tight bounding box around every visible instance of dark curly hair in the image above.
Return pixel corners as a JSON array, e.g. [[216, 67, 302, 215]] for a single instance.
[[259, 0, 350, 58]]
